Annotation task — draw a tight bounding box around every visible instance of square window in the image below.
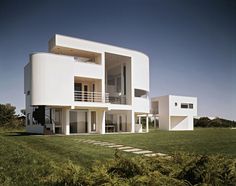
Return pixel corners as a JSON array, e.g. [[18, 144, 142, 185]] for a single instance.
[[189, 104, 193, 109]]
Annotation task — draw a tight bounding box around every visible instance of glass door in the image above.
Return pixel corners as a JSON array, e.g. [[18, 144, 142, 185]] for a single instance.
[[74, 83, 82, 101], [83, 85, 88, 102], [54, 109, 62, 134]]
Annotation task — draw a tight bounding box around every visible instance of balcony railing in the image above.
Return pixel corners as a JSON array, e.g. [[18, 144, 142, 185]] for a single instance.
[[74, 91, 109, 103], [74, 91, 127, 105], [109, 95, 126, 104]]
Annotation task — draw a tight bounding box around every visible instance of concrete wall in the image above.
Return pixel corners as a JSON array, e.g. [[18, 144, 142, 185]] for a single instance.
[[30, 53, 104, 106], [169, 95, 197, 116], [133, 97, 150, 113], [25, 34, 150, 134], [49, 34, 150, 114], [151, 95, 197, 131]]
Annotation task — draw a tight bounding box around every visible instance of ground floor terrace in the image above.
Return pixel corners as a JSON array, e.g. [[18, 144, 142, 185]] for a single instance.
[[26, 106, 149, 135]]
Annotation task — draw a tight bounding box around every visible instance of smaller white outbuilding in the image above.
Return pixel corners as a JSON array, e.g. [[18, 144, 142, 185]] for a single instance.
[[151, 95, 197, 131]]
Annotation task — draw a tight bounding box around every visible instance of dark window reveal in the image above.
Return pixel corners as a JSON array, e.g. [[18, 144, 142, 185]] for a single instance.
[[135, 89, 148, 98], [181, 104, 188, 109], [189, 104, 193, 109]]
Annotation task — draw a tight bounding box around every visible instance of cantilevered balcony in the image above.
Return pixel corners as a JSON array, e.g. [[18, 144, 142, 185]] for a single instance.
[[74, 91, 109, 103]]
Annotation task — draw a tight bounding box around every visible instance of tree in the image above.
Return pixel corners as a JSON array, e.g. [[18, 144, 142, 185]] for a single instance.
[[0, 104, 16, 125], [0, 103, 24, 128]]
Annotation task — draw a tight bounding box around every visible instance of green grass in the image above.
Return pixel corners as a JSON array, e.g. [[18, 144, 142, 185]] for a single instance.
[[1, 128, 235, 166], [72, 128, 236, 157], [0, 128, 235, 185]]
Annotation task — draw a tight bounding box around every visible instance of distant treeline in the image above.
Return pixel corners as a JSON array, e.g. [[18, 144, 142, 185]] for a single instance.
[[194, 117, 236, 128]]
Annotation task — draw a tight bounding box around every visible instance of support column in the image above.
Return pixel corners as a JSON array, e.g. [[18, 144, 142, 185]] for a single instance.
[[100, 110, 105, 134], [130, 111, 135, 133], [87, 110, 91, 133], [117, 115, 120, 132], [62, 108, 70, 135], [138, 116, 141, 124], [101, 53, 106, 103], [146, 115, 149, 133]]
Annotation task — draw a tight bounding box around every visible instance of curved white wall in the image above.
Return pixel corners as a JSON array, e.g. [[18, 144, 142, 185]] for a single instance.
[[31, 53, 74, 106], [30, 53, 103, 106], [132, 53, 149, 91], [132, 53, 149, 113]]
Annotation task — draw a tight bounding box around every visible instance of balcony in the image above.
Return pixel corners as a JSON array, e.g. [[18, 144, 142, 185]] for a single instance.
[[74, 91, 128, 105], [109, 95, 126, 104], [74, 91, 109, 103]]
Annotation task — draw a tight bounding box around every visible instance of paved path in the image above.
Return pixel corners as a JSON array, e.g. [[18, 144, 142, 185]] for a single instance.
[[73, 139, 170, 158]]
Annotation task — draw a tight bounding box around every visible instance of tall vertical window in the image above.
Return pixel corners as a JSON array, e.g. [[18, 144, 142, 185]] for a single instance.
[[91, 111, 96, 131], [123, 65, 126, 95]]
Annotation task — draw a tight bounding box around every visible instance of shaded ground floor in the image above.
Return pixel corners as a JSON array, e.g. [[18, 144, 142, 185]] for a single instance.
[[26, 106, 149, 135]]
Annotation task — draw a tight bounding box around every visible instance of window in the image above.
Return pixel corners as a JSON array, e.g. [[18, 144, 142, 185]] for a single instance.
[[108, 77, 115, 85], [181, 103, 194, 109], [181, 103, 188, 109], [175, 102, 177, 106], [135, 89, 148, 98], [91, 111, 96, 131], [116, 77, 121, 92], [123, 66, 126, 95], [189, 104, 193, 109]]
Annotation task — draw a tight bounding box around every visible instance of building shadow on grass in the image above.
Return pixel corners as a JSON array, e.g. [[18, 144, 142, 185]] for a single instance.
[[4, 131, 43, 136]]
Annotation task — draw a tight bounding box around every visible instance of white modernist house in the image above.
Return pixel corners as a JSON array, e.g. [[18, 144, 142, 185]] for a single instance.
[[151, 95, 197, 131], [24, 34, 150, 135]]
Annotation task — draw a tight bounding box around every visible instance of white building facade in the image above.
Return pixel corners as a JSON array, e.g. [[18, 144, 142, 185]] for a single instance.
[[24, 34, 150, 135], [151, 95, 197, 131]]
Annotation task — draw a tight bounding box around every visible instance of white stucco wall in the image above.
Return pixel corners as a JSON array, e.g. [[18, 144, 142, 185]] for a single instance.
[[133, 97, 150, 113], [50, 34, 150, 113], [25, 34, 150, 134], [30, 53, 104, 106], [151, 95, 197, 131], [169, 95, 197, 116]]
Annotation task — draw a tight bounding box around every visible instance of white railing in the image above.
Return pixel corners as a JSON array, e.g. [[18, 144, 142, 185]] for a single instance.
[[108, 95, 126, 104], [74, 91, 109, 103]]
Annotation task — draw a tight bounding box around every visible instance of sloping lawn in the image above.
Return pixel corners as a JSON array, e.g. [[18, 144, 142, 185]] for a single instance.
[[75, 128, 236, 157], [0, 128, 235, 185]]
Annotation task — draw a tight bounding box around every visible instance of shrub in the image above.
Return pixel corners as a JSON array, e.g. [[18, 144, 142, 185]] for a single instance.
[[177, 154, 236, 186]]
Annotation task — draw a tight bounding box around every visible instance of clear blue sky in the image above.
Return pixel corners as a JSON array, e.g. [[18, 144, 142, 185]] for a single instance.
[[0, 0, 235, 120]]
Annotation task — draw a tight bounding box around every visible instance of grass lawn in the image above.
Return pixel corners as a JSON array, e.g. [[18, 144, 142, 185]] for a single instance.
[[76, 128, 236, 157], [0, 128, 235, 168], [0, 128, 235, 185]]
